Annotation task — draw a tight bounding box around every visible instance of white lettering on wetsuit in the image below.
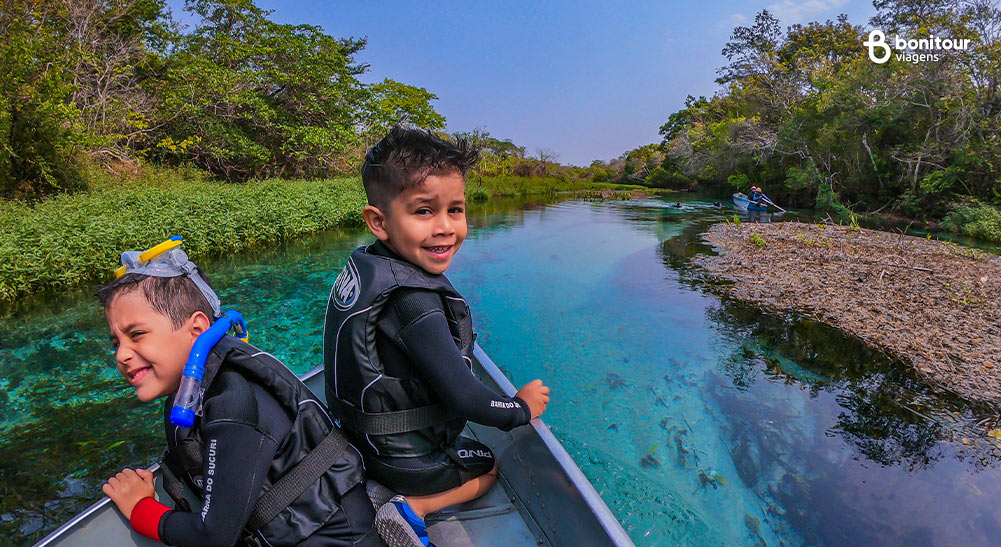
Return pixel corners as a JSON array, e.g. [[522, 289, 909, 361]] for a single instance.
[[457, 448, 492, 459], [490, 400, 518, 409], [200, 439, 217, 521]]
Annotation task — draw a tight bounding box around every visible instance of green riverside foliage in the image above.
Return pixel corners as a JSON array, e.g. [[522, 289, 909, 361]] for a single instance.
[[1, 0, 445, 197], [603, 3, 1001, 241], [468, 175, 643, 198], [0, 174, 366, 301], [942, 202, 1001, 243], [668, 7, 1001, 214], [0, 171, 629, 300]]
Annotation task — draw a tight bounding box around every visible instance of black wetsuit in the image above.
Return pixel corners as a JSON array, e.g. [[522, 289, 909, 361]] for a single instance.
[[144, 338, 378, 546], [370, 242, 530, 430], [326, 241, 530, 495], [158, 372, 372, 546]]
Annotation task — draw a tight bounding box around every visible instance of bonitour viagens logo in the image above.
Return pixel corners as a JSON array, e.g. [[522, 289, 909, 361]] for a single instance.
[[864, 29, 971, 64]]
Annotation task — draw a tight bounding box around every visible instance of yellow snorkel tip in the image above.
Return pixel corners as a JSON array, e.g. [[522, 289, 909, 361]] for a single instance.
[[139, 237, 184, 263], [114, 236, 184, 278]]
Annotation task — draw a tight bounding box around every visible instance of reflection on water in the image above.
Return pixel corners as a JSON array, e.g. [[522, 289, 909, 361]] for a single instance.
[[746, 209, 772, 224], [3, 194, 1001, 545]]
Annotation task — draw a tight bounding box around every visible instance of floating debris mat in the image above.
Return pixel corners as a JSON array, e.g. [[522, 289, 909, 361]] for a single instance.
[[695, 221, 1001, 408]]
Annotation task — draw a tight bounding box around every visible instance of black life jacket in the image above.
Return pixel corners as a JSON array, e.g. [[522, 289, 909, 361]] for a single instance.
[[322, 243, 475, 457], [162, 336, 364, 545]]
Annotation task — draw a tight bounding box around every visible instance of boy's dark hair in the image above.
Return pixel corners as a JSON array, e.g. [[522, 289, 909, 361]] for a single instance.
[[361, 127, 479, 211], [96, 270, 216, 328]]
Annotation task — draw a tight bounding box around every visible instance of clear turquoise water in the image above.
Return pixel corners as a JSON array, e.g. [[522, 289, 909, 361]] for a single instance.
[[2, 196, 1000, 545]]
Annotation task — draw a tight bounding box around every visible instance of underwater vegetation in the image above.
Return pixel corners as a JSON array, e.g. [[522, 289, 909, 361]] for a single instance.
[[639, 444, 661, 469], [604, 372, 631, 390], [693, 469, 726, 493]]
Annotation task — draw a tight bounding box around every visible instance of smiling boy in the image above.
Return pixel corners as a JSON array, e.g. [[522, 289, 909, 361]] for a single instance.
[[98, 244, 377, 546], [323, 128, 551, 547]]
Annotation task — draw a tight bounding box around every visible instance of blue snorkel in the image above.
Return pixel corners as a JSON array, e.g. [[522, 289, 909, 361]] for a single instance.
[[170, 311, 248, 427], [113, 236, 247, 428]]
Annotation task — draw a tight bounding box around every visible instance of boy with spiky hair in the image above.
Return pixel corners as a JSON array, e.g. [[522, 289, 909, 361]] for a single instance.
[[98, 242, 378, 546], [323, 127, 551, 547]]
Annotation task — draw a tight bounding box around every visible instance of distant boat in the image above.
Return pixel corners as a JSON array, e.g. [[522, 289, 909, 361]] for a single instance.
[[732, 193, 768, 211]]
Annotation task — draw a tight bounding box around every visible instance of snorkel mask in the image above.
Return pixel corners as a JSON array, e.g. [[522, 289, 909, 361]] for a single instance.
[[114, 236, 248, 428]]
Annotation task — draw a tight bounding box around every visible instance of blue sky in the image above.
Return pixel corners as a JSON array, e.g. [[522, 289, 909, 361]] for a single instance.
[[166, 1, 878, 165]]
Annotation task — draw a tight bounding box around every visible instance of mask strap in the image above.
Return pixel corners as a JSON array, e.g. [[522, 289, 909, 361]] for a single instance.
[[176, 258, 222, 319]]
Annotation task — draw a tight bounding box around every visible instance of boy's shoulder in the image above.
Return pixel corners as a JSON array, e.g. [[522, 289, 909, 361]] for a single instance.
[[201, 342, 298, 436], [386, 287, 448, 324], [336, 240, 461, 302], [203, 366, 261, 425], [206, 337, 306, 407]]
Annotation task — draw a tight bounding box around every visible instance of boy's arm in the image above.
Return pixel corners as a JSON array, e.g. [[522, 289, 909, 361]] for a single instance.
[[396, 308, 531, 430], [136, 372, 288, 546], [158, 420, 279, 546]]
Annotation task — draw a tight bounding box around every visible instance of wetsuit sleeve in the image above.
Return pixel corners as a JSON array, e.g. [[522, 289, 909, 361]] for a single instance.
[[394, 304, 531, 430], [158, 372, 290, 547]]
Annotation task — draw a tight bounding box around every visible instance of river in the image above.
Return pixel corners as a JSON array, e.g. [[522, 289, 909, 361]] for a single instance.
[[2, 194, 999, 545]]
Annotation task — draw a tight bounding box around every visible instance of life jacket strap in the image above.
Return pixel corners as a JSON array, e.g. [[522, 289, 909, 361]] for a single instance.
[[158, 450, 193, 513], [328, 398, 452, 435], [245, 426, 351, 530]]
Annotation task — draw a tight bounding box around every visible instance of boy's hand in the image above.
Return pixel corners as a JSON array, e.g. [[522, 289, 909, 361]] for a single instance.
[[516, 379, 551, 419], [103, 468, 156, 520]]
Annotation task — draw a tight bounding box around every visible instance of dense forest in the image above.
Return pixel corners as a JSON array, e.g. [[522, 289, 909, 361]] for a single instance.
[[0, 0, 597, 201], [595, 0, 1001, 240], [0, 0, 449, 198], [0, 0, 631, 301], [7, 0, 1001, 241]]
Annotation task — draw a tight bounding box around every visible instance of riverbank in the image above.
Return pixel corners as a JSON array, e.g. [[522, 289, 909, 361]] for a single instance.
[[0, 171, 638, 302], [695, 221, 1001, 408], [468, 174, 645, 200]]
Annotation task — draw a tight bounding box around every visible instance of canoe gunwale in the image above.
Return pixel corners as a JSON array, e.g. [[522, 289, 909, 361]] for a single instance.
[[732, 192, 768, 211], [471, 345, 633, 546], [35, 476, 139, 547]]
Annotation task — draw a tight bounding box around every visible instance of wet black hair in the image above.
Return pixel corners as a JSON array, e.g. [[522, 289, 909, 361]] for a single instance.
[[361, 126, 479, 211], [96, 270, 216, 329]]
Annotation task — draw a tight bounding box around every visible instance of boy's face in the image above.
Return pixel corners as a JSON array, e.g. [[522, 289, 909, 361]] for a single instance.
[[366, 171, 467, 275], [105, 290, 205, 402]]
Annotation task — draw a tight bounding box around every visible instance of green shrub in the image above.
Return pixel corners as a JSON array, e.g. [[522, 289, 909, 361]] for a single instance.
[[473, 175, 640, 197], [784, 166, 819, 192], [0, 175, 366, 301], [815, 183, 851, 220], [942, 201, 1001, 243], [645, 167, 672, 188], [727, 173, 751, 192], [468, 188, 490, 203], [749, 232, 766, 248]]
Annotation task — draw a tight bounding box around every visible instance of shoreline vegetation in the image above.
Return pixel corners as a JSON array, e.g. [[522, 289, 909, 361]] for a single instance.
[[584, 5, 1001, 246], [696, 221, 1001, 409], [0, 169, 642, 303]]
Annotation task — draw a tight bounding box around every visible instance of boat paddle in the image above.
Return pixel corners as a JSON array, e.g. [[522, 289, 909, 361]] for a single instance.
[[761, 196, 786, 213]]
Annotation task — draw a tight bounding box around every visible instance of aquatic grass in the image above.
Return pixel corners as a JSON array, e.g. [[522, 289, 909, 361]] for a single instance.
[[0, 175, 367, 301], [469, 174, 642, 198], [1, 172, 637, 302]]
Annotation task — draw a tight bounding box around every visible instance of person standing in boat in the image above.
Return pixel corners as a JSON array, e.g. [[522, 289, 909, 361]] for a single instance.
[[98, 242, 378, 546], [323, 127, 552, 547]]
